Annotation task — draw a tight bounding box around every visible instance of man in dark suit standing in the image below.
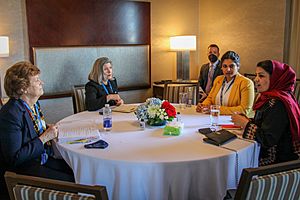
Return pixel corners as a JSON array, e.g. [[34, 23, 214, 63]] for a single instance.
[[198, 44, 223, 101]]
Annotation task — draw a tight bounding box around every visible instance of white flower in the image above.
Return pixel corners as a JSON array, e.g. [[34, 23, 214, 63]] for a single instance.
[[147, 105, 161, 119], [135, 97, 175, 123]]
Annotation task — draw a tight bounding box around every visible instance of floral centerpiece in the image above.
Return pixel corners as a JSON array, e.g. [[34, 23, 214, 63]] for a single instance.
[[135, 97, 177, 126]]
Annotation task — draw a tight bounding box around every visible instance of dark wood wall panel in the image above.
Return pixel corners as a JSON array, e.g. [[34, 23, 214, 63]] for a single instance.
[[25, 0, 150, 47]]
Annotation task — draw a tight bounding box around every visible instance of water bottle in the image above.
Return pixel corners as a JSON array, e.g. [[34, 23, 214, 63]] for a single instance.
[[139, 119, 146, 130], [176, 111, 184, 133], [103, 104, 112, 131], [176, 112, 181, 122]]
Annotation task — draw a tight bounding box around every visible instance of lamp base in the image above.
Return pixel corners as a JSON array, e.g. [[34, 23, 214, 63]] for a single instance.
[[176, 51, 190, 80]]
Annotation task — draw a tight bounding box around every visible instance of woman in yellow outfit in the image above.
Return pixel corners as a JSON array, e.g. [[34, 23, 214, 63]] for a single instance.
[[196, 51, 255, 116]]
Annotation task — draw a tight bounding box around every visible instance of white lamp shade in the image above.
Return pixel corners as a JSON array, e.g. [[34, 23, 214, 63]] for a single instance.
[[170, 35, 196, 51], [0, 36, 9, 57]]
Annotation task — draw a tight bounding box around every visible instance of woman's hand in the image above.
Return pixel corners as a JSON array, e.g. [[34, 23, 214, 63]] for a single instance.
[[231, 114, 249, 128], [115, 98, 124, 106], [107, 94, 121, 102], [39, 124, 58, 144], [107, 94, 124, 106], [196, 103, 210, 114]]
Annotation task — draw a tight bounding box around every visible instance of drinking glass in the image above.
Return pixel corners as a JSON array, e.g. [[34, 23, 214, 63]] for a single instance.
[[179, 92, 188, 110], [210, 105, 220, 130]]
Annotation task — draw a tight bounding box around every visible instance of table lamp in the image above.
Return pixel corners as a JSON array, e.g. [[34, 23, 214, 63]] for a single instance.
[[170, 35, 196, 80], [0, 36, 9, 57]]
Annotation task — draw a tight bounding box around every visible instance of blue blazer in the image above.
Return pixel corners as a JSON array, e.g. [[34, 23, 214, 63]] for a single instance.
[[0, 98, 44, 170]]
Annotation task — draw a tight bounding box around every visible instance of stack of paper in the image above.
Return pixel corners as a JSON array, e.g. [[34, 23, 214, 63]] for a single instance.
[[112, 104, 137, 113], [58, 126, 100, 139]]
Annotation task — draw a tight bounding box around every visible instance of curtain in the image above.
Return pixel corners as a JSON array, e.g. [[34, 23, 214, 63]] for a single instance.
[[288, 0, 300, 78]]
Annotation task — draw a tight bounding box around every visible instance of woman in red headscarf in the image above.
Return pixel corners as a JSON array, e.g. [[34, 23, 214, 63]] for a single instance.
[[232, 60, 300, 166]]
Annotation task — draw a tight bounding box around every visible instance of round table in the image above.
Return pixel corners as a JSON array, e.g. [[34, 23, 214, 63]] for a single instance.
[[55, 106, 259, 200]]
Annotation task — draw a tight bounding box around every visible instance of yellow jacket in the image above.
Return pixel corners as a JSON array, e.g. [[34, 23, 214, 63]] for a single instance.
[[202, 73, 255, 116]]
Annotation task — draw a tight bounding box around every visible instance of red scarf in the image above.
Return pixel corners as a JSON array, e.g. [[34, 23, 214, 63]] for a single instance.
[[253, 60, 300, 142]]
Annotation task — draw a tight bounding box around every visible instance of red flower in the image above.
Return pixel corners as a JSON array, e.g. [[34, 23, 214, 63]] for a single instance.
[[161, 101, 176, 117]]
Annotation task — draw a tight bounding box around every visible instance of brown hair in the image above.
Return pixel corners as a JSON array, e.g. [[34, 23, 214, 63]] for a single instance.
[[88, 57, 112, 83], [4, 61, 40, 98]]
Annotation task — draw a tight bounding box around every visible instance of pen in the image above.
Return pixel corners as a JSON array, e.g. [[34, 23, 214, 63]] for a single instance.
[[239, 114, 249, 119], [67, 137, 97, 144]]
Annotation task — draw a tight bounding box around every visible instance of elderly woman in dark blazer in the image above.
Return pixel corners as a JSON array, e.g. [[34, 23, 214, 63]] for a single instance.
[[85, 57, 124, 111], [232, 60, 300, 166], [0, 61, 74, 196]]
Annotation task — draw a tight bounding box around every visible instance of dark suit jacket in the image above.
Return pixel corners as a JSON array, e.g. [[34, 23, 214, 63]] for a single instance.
[[0, 99, 44, 189], [85, 78, 119, 111], [198, 60, 223, 92]]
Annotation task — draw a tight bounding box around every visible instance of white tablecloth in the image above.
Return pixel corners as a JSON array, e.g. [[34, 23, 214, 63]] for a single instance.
[[56, 106, 259, 200]]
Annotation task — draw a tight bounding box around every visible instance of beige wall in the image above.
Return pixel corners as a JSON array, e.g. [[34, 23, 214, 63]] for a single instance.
[[199, 0, 286, 75], [0, 0, 287, 90], [150, 0, 199, 81]]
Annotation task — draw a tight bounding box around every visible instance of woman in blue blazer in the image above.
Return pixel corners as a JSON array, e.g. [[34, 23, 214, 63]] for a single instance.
[[0, 61, 74, 196]]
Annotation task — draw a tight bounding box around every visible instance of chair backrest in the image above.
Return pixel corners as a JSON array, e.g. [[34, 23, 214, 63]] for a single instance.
[[73, 85, 86, 113], [234, 160, 300, 200], [244, 73, 256, 82], [0, 97, 9, 107], [294, 79, 300, 105], [4, 171, 109, 200], [163, 83, 199, 105], [0, 97, 9, 110], [244, 73, 257, 94]]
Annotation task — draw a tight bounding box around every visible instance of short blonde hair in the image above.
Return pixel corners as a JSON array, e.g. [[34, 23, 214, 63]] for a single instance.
[[4, 61, 40, 98], [88, 57, 112, 84]]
